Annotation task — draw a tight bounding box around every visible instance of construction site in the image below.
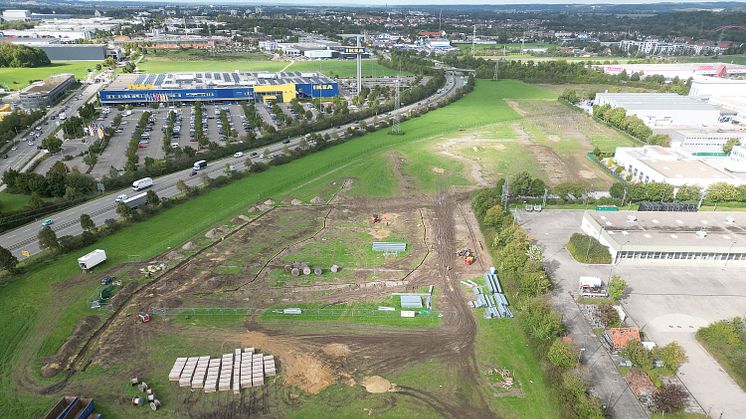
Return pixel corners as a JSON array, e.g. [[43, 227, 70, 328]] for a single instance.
[[39, 180, 516, 417]]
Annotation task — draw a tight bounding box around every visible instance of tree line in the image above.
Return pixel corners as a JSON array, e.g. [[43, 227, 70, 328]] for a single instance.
[[0, 43, 50, 68], [472, 181, 604, 418]]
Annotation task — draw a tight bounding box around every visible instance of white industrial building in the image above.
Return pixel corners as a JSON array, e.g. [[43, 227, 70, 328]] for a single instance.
[[709, 97, 746, 124], [2, 9, 31, 21], [595, 63, 746, 80], [613, 145, 746, 188], [594, 93, 721, 127], [689, 78, 746, 98], [581, 210, 746, 265], [663, 128, 746, 153]]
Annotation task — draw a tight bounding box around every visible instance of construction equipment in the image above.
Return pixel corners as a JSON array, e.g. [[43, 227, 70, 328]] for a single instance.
[[457, 248, 477, 265], [138, 311, 151, 323]]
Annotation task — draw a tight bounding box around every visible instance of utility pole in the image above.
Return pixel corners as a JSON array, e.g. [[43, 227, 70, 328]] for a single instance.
[[356, 35, 363, 98], [472, 26, 476, 54], [391, 78, 402, 135], [501, 179, 510, 212]]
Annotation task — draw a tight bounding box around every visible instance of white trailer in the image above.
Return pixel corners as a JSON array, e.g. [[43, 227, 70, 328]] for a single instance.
[[78, 249, 107, 270]]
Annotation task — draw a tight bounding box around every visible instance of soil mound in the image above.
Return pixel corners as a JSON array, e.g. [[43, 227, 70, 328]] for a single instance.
[[362, 376, 392, 393], [322, 343, 351, 358]]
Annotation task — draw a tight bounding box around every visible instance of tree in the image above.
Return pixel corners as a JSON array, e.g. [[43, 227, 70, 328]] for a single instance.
[[42, 135, 63, 153], [598, 303, 621, 328], [78, 102, 96, 121], [654, 342, 687, 372], [103, 57, 117, 69], [652, 384, 687, 414], [620, 340, 652, 369], [146, 189, 160, 207], [608, 276, 627, 301], [116, 202, 134, 219], [38, 226, 60, 250], [0, 245, 19, 273], [79, 213, 95, 231], [723, 138, 741, 155], [547, 338, 577, 368], [176, 180, 189, 193], [27, 192, 44, 210]]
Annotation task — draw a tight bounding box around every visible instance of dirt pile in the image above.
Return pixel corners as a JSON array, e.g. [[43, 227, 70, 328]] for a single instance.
[[205, 226, 228, 239], [322, 343, 351, 358], [290, 199, 303, 206], [362, 376, 392, 393], [181, 241, 196, 250], [310, 196, 324, 204], [42, 316, 100, 377]]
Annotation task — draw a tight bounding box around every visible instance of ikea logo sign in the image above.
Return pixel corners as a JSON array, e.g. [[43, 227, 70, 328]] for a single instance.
[[343, 47, 366, 54], [313, 84, 335, 90], [128, 83, 153, 90]]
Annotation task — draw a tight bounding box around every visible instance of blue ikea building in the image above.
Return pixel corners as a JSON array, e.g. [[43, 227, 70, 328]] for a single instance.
[[99, 71, 339, 105]]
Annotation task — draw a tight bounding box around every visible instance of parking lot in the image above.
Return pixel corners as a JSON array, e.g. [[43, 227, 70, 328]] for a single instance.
[[515, 209, 746, 419]]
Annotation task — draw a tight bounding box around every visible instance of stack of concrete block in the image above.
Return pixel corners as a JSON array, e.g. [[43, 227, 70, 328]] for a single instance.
[[179, 357, 198, 387], [218, 354, 233, 392], [169, 357, 187, 382], [240, 351, 253, 389], [232, 349, 242, 394], [191, 356, 210, 389], [204, 358, 220, 393], [264, 355, 276, 377], [252, 353, 264, 387]]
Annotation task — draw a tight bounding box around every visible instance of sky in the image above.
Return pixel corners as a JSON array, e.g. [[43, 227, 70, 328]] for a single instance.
[[107, 0, 741, 4]]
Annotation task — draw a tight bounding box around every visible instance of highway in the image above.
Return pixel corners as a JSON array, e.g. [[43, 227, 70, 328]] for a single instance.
[[0, 71, 464, 258]]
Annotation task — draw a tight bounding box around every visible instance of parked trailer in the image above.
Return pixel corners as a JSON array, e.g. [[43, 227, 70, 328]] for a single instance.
[[44, 396, 95, 419], [78, 249, 106, 270], [122, 192, 148, 209]]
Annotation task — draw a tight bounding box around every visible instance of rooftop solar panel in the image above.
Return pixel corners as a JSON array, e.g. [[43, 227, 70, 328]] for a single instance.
[[232, 73, 239, 83], [205, 73, 212, 79], [223, 73, 230, 82], [134, 75, 146, 85], [214, 73, 221, 81]]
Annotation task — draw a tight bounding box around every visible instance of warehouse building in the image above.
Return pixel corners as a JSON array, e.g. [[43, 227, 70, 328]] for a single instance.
[[581, 210, 746, 265], [689, 77, 746, 98], [663, 128, 746, 154], [99, 71, 339, 105], [18, 73, 75, 108], [0, 39, 121, 60], [613, 145, 746, 188], [594, 93, 721, 128]]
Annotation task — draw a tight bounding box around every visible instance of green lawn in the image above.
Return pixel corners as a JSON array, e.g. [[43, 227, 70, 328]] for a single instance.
[[0, 79, 584, 416], [137, 50, 407, 78], [0, 192, 32, 213], [0, 62, 95, 90]]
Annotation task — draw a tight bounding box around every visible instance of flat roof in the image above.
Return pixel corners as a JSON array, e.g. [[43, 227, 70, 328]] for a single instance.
[[21, 73, 74, 95], [105, 71, 335, 91], [584, 210, 746, 251], [596, 93, 718, 112], [616, 146, 739, 181]]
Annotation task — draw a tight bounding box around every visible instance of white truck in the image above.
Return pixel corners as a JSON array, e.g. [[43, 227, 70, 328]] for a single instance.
[[58, 112, 66, 121], [78, 249, 107, 270], [122, 192, 148, 209], [132, 177, 153, 191]]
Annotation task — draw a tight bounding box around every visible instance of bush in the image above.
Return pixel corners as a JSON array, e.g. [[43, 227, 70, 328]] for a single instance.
[[597, 303, 621, 328], [696, 318, 746, 391], [547, 338, 577, 368], [652, 384, 687, 414], [566, 233, 612, 264]]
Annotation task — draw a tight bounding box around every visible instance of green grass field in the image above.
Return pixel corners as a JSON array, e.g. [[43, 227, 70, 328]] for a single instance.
[[0, 192, 32, 213], [0, 62, 95, 90], [137, 50, 408, 78], [0, 79, 620, 417]]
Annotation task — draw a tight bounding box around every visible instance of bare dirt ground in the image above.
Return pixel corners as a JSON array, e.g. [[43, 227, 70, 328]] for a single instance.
[[57, 181, 497, 417]]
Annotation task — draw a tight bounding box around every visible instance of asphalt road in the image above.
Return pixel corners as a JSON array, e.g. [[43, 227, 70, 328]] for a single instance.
[[1, 71, 463, 258], [0, 81, 107, 176]]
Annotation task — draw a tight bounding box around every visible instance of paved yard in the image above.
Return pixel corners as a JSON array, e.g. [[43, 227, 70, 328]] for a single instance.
[[515, 209, 746, 419]]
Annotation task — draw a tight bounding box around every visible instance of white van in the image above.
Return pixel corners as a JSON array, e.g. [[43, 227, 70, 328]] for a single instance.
[[193, 160, 207, 171], [132, 177, 153, 191]]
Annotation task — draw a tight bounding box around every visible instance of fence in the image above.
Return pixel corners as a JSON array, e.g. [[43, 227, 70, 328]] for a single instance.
[[152, 306, 440, 319]]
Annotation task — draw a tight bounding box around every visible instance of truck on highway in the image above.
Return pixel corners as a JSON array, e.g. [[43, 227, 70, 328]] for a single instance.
[[122, 192, 148, 209], [78, 249, 107, 270], [132, 177, 153, 191], [58, 112, 66, 121]]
